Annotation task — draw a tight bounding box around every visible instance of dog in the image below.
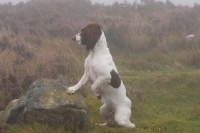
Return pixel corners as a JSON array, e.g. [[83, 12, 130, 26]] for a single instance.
[[66, 22, 135, 128]]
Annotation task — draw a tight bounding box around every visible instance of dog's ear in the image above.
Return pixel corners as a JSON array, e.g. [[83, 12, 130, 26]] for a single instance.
[[83, 23, 102, 50], [86, 30, 101, 50]]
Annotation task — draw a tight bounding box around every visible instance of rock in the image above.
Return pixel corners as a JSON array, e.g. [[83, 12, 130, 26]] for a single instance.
[[0, 78, 87, 130]]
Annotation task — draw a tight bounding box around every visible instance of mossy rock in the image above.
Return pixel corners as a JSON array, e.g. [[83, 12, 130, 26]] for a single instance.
[[0, 78, 87, 131]]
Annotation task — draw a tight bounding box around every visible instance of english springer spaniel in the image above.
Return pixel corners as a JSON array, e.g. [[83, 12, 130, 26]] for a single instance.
[[66, 22, 135, 128]]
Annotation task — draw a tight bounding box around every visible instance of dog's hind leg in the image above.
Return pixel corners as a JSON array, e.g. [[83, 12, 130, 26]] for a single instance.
[[95, 122, 107, 126], [99, 103, 116, 126], [115, 107, 135, 128]]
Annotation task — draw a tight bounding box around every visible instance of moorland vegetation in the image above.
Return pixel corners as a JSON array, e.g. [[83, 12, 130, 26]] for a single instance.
[[0, 0, 200, 132]]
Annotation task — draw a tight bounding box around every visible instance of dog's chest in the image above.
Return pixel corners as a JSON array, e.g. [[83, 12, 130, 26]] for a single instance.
[[85, 57, 98, 82]]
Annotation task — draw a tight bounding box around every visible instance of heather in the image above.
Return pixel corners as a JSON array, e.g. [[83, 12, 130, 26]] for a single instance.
[[0, 0, 200, 132]]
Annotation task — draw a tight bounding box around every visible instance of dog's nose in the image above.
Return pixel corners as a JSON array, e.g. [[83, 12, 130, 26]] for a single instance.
[[72, 36, 76, 41]]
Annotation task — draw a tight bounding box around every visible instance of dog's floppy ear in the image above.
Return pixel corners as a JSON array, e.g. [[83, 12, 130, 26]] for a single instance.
[[83, 22, 102, 50]]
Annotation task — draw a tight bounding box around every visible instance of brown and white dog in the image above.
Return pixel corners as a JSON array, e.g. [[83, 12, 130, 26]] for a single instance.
[[66, 22, 135, 128]]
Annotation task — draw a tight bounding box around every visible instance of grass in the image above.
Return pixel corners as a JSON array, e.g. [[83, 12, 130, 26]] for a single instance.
[[1, 50, 200, 133], [0, 32, 200, 133], [0, 38, 200, 133]]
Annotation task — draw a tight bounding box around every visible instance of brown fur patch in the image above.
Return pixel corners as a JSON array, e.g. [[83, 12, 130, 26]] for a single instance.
[[81, 22, 102, 50], [109, 70, 121, 88]]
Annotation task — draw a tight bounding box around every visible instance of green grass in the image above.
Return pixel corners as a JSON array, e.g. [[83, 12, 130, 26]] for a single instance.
[[120, 66, 200, 133], [1, 61, 200, 133], [0, 36, 200, 133]]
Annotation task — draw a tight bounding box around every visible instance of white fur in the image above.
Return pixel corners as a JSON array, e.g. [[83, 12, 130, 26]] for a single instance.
[[67, 30, 135, 128]]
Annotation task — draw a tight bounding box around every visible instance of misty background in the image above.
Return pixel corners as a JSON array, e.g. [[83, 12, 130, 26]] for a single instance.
[[0, 0, 200, 6]]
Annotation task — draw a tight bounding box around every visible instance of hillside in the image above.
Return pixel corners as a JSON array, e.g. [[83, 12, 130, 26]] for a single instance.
[[0, 0, 200, 132]]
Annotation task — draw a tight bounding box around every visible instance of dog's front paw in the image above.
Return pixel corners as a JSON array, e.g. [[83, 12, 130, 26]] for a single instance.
[[91, 84, 101, 97], [66, 86, 77, 94], [92, 89, 101, 99]]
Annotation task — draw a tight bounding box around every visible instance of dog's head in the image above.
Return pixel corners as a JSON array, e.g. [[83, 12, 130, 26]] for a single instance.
[[72, 22, 102, 50]]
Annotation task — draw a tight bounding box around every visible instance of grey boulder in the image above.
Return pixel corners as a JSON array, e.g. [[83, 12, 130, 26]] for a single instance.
[[0, 78, 87, 130]]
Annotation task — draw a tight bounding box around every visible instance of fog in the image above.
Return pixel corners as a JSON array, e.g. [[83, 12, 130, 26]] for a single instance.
[[92, 0, 200, 6], [0, 0, 200, 6]]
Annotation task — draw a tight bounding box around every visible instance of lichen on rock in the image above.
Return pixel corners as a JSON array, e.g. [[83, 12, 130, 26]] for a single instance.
[[0, 78, 87, 130]]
